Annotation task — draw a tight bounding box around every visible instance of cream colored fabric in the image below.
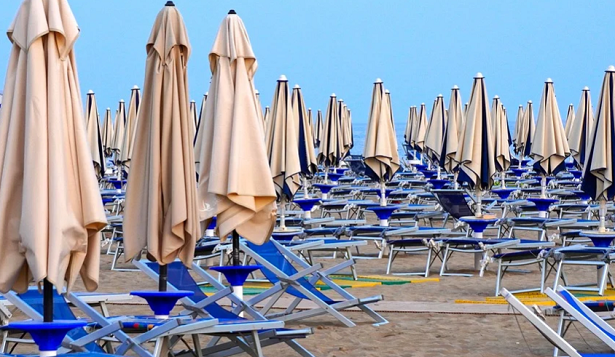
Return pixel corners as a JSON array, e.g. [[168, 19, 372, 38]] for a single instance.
[[531, 80, 570, 175], [424, 95, 447, 163], [442, 88, 462, 173], [363, 80, 400, 181], [340, 100, 352, 157], [193, 93, 207, 173], [454, 74, 496, 190], [263, 106, 270, 130], [512, 105, 524, 148], [0, 0, 107, 293], [582, 67, 615, 200], [291, 86, 318, 176], [119, 86, 141, 170], [516, 101, 535, 156], [315, 109, 323, 148], [564, 104, 575, 140], [264, 78, 301, 199], [318, 95, 342, 167], [492, 97, 511, 172], [85, 92, 105, 177], [569, 89, 593, 167], [101, 108, 114, 157], [196, 12, 276, 244], [124, 4, 199, 265], [404, 107, 414, 146], [111, 100, 126, 157], [255, 91, 264, 130], [189, 100, 197, 139], [411, 103, 427, 152]]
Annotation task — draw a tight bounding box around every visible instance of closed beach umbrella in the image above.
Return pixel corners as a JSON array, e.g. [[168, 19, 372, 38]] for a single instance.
[[291, 85, 318, 179], [424, 94, 447, 166], [308, 108, 316, 147], [492, 96, 511, 176], [441, 86, 462, 174], [569, 87, 594, 168], [124, 2, 199, 270], [455, 73, 496, 215], [363, 79, 400, 205], [85, 90, 105, 177], [263, 106, 270, 128], [564, 104, 575, 140], [581, 66, 615, 232], [101, 108, 114, 157], [318, 94, 342, 169], [411, 103, 427, 153], [0, 0, 107, 296], [196, 10, 277, 246], [512, 105, 524, 151], [189, 99, 197, 137], [193, 93, 207, 170], [111, 100, 126, 159], [517, 100, 535, 159], [531, 78, 570, 196], [315, 109, 323, 148], [339, 99, 352, 158], [255, 90, 264, 128], [404, 107, 414, 148], [119, 85, 141, 171]]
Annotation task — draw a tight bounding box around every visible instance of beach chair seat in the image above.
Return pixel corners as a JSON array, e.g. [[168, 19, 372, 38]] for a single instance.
[[551, 246, 615, 295], [436, 237, 523, 277], [493, 247, 555, 296], [241, 240, 387, 327]]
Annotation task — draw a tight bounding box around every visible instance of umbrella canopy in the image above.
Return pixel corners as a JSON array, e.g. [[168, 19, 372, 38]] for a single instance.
[[318, 94, 343, 167], [263, 106, 270, 128], [515, 100, 535, 158], [193, 93, 207, 170], [265, 76, 302, 199], [411, 103, 427, 152], [582, 66, 615, 201], [531, 79, 570, 175], [119, 86, 141, 170], [0, 91, 3, 109], [308, 108, 316, 147], [291, 85, 318, 177], [85, 91, 105, 177], [0, 0, 107, 293], [111, 100, 126, 157], [404, 106, 414, 148], [569, 87, 594, 167], [123, 2, 199, 265], [492, 95, 511, 173], [455, 73, 496, 191], [315, 109, 323, 148], [101, 108, 114, 157], [196, 10, 276, 244], [512, 105, 523, 149], [424, 94, 447, 164], [189, 99, 197, 137], [339, 99, 352, 158], [564, 104, 575, 140], [441, 86, 462, 173], [363, 79, 400, 182]]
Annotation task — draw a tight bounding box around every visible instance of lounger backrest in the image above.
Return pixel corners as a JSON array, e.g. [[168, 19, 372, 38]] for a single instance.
[[246, 241, 335, 304], [146, 261, 239, 320], [556, 288, 615, 341], [18, 289, 103, 352], [433, 190, 474, 219]]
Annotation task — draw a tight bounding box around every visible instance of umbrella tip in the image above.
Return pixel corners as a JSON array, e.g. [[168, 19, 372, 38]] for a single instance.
[[331, 93, 336, 97], [607, 65, 615, 72], [294, 84, 301, 89], [254, 90, 259, 95], [205, 92, 209, 96], [475, 72, 484, 78], [278, 75, 288, 81], [583, 86, 589, 91], [385, 89, 390, 94], [132, 85, 140, 90], [120, 99, 125, 103], [87, 90, 94, 94], [437, 93, 443, 97], [527, 100, 533, 104], [494, 95, 499, 99], [107, 107, 110, 110], [545, 78, 553, 83], [452, 85, 459, 89], [375, 78, 383, 83], [191, 100, 195, 103], [228, 9, 237, 14], [165, 1, 175, 6]]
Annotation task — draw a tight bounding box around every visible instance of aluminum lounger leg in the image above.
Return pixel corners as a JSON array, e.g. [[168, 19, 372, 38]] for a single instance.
[[251, 330, 264, 357], [553, 311, 566, 357], [495, 260, 504, 296], [425, 247, 432, 277], [358, 304, 388, 326], [599, 265, 609, 295], [553, 260, 564, 291], [386, 245, 396, 274], [439, 245, 450, 276], [346, 248, 358, 280], [284, 339, 316, 357]]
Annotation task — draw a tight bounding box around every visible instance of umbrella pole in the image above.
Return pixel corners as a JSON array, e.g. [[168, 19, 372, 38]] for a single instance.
[[159, 264, 168, 292], [324, 167, 328, 184], [380, 179, 386, 207], [280, 195, 286, 231], [303, 176, 309, 198], [454, 172, 459, 190], [541, 174, 547, 198], [475, 186, 482, 218], [232, 230, 240, 266], [599, 198, 607, 233], [501, 171, 506, 189], [43, 279, 53, 322]]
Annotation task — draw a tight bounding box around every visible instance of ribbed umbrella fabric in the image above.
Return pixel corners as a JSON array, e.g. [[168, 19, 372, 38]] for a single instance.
[[119, 86, 141, 170], [440, 86, 462, 173], [308, 108, 316, 147], [531, 79, 570, 176], [85, 91, 105, 177], [564, 104, 575, 140], [318, 94, 342, 168], [315, 109, 323, 148], [404, 107, 414, 148], [424, 94, 447, 164], [339, 100, 352, 158], [101, 108, 114, 157], [569, 87, 594, 167], [363, 79, 400, 183], [512, 105, 523, 150], [193, 93, 207, 170], [518, 101, 535, 158], [265, 76, 302, 199], [492, 96, 511, 173], [189, 99, 197, 138], [263, 106, 270, 129], [455, 73, 496, 191], [0, 0, 107, 293], [111, 100, 126, 158], [291, 85, 318, 177], [411, 103, 427, 152], [255, 90, 264, 126], [196, 11, 277, 244], [123, 3, 198, 266]]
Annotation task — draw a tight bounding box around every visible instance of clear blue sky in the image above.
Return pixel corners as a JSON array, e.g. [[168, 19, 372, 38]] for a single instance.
[[1, 0, 614, 127]]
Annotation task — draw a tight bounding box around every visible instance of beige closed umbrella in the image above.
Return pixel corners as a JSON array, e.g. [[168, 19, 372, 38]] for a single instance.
[[119, 86, 141, 172], [318, 94, 343, 174], [255, 90, 264, 129], [315, 109, 323, 148], [569, 87, 594, 168], [512, 105, 524, 154], [424, 94, 447, 176], [86, 90, 105, 178], [516, 100, 535, 161], [101, 108, 114, 158], [441, 86, 462, 175], [193, 93, 207, 172], [124, 2, 199, 269], [404, 107, 414, 148], [363, 79, 400, 206], [111, 100, 127, 167], [291, 85, 318, 197], [338, 99, 351, 158], [564, 103, 575, 140], [411, 103, 427, 154], [263, 106, 270, 128], [492, 96, 511, 185], [455, 73, 496, 216], [531, 78, 570, 197], [196, 10, 277, 246], [406, 106, 418, 159], [189, 99, 197, 138], [0, 0, 107, 294]]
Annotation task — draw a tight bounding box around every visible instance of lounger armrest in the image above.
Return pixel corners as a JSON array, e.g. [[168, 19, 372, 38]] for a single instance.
[[384, 226, 418, 237], [546, 219, 577, 227], [287, 263, 323, 281], [67, 320, 123, 350], [188, 286, 234, 313]]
